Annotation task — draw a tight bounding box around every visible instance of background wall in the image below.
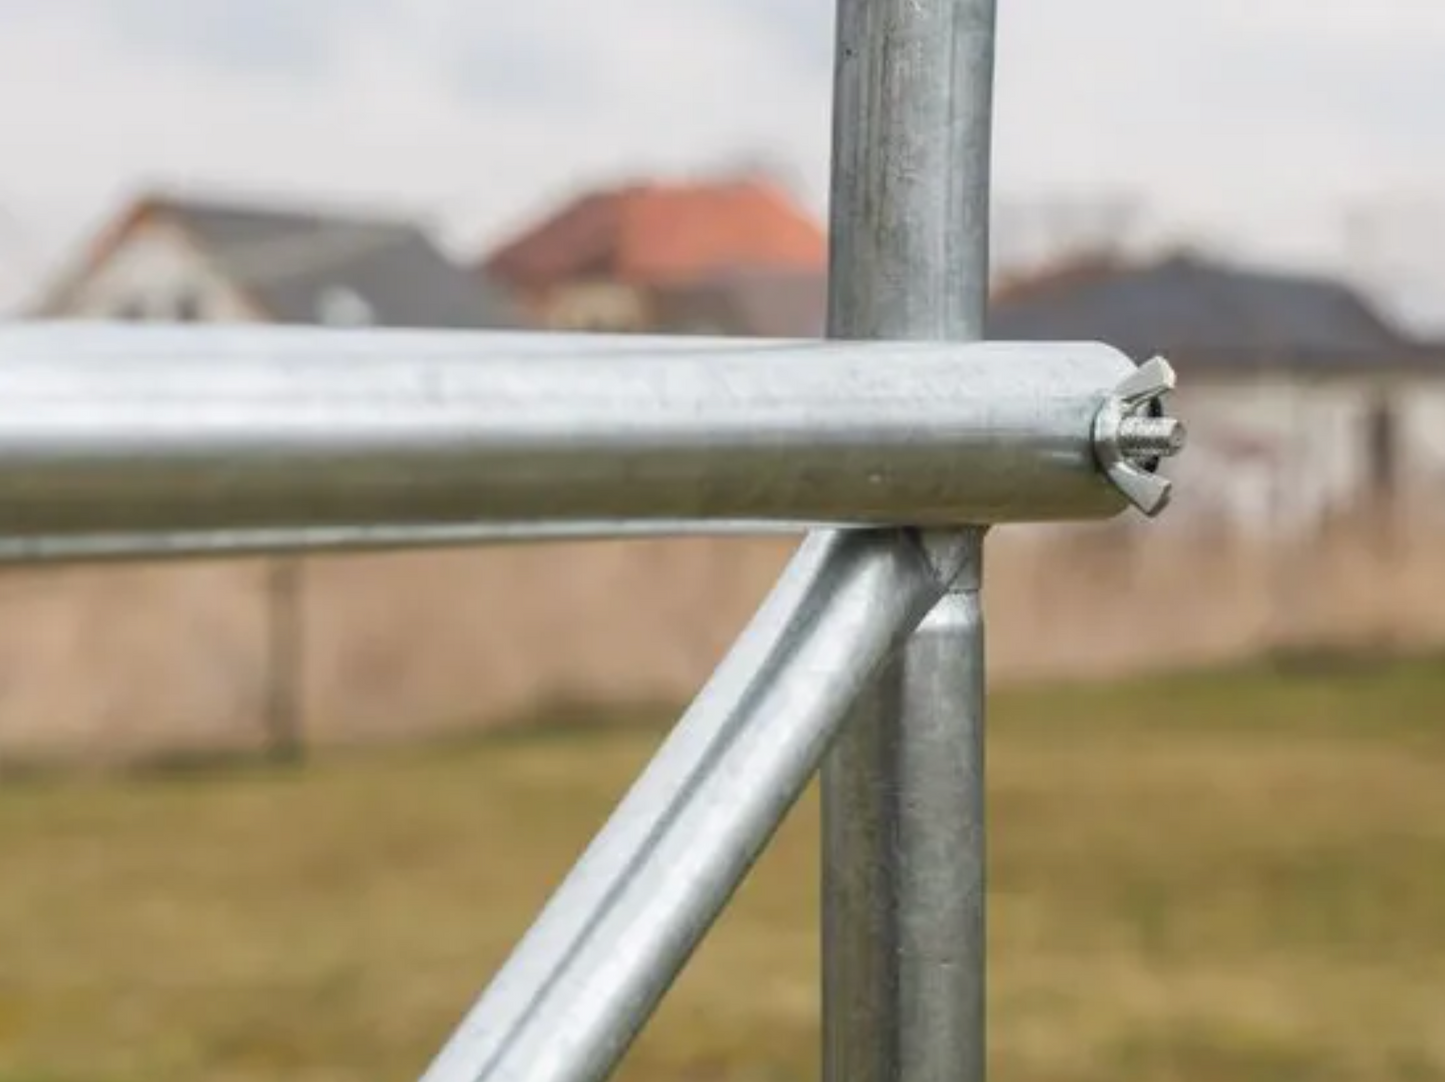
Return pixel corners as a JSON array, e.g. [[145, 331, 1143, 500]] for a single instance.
[[1, 501, 1442, 767]]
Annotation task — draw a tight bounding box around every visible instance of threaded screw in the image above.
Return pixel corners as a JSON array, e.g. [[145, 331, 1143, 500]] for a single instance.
[[1117, 415, 1186, 461]]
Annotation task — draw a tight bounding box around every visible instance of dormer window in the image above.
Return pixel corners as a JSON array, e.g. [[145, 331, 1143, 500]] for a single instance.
[[316, 286, 374, 327]]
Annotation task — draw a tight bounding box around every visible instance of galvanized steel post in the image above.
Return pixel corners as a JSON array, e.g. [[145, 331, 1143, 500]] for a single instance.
[[0, 4, 1192, 1077], [823, 5, 997, 1082]]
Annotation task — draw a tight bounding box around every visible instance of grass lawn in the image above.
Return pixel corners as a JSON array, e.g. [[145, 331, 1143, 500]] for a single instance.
[[2, 657, 1445, 1082]]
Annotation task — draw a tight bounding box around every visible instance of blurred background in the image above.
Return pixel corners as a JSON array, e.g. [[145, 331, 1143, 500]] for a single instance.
[[2, 1, 1445, 1080]]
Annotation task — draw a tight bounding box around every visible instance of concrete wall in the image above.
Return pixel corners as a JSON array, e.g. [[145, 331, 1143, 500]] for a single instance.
[[1, 509, 1443, 767]]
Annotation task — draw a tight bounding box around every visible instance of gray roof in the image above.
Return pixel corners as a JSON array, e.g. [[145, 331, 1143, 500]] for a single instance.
[[158, 196, 521, 329], [989, 253, 1411, 369]]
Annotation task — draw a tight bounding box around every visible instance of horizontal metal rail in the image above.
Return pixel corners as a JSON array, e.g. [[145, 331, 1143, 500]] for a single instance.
[[0, 520, 816, 565], [420, 527, 975, 1082], [0, 326, 1161, 555]]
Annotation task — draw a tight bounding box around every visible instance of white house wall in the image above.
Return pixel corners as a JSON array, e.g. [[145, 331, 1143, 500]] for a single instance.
[[1160, 372, 1445, 537], [1010, 368, 1445, 547], [60, 220, 261, 323], [1401, 386, 1445, 482]]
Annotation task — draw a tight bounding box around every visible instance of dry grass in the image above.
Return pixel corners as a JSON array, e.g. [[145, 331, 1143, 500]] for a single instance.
[[3, 658, 1445, 1082]]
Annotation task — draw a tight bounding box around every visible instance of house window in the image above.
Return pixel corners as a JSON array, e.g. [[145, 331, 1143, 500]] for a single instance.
[[1365, 394, 1397, 496], [174, 292, 204, 322]]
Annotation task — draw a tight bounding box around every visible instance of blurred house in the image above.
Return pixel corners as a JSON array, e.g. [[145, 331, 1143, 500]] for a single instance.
[[481, 176, 826, 335], [35, 193, 520, 329], [649, 266, 826, 338], [991, 251, 1445, 534]]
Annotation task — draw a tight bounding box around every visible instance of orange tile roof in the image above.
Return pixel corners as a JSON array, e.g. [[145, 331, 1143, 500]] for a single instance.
[[484, 178, 827, 292]]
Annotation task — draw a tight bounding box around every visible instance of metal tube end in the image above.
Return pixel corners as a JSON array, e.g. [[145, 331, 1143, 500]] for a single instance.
[[1092, 356, 1184, 518]]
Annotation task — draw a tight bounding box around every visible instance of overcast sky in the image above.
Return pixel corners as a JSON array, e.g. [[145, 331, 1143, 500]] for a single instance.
[[1, 0, 1444, 316]]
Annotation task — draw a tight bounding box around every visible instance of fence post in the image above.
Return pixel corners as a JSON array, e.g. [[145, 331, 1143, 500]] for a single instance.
[[823, 4, 997, 1082], [263, 556, 305, 763]]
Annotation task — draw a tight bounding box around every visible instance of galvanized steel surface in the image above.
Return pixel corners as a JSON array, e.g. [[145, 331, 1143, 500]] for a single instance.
[[0, 8, 1186, 1082], [0, 326, 1138, 543], [824, 557, 987, 1082], [0, 519, 815, 565], [419, 527, 971, 1082], [822, 1, 998, 1082], [1091, 356, 1185, 516]]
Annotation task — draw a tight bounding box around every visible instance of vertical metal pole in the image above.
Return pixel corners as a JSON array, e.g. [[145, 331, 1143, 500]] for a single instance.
[[823, 3, 996, 1082]]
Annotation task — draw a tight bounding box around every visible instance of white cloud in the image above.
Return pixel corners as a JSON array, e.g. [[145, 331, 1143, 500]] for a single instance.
[[0, 0, 1443, 311], [0, 0, 832, 306], [994, 0, 1445, 257]]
